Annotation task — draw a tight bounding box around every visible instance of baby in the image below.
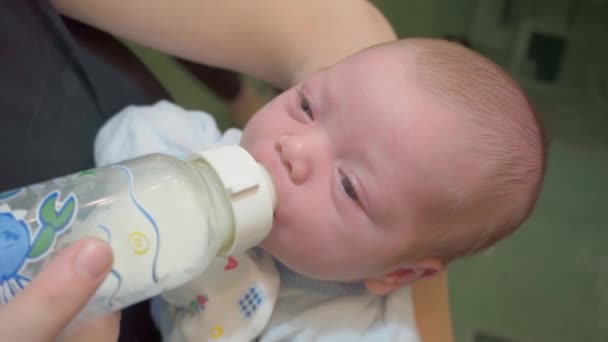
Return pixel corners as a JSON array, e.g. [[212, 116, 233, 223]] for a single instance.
[[241, 37, 545, 292], [96, 38, 545, 341]]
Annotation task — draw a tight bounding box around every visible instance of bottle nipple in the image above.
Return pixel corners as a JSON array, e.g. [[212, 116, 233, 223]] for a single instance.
[[189, 146, 277, 255], [257, 163, 277, 213]]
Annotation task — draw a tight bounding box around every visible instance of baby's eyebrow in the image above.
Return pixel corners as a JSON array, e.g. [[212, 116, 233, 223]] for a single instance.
[[299, 82, 312, 98], [303, 72, 332, 112], [294, 84, 305, 98]]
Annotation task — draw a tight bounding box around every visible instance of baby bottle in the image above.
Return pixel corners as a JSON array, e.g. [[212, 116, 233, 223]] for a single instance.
[[0, 145, 276, 322]]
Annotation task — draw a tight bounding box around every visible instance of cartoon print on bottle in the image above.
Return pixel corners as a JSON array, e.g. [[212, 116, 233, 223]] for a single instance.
[[0, 191, 77, 303]]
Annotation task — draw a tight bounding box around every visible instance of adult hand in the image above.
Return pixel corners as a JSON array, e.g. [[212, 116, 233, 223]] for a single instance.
[[0, 238, 120, 341]]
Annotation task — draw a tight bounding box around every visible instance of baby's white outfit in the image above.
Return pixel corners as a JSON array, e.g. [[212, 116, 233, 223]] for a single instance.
[[94, 101, 420, 342]]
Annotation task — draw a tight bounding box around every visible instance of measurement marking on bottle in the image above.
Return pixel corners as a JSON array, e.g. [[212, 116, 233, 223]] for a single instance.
[[112, 165, 160, 282], [128, 231, 150, 255], [211, 325, 224, 339]]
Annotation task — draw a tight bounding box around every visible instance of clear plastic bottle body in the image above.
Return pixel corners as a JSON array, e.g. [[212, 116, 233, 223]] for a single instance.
[[0, 153, 232, 321]]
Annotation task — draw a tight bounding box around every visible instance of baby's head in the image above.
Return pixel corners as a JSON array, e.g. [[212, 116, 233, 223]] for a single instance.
[[241, 38, 545, 294]]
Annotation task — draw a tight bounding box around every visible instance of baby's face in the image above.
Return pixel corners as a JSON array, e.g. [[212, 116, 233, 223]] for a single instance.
[[241, 45, 460, 281]]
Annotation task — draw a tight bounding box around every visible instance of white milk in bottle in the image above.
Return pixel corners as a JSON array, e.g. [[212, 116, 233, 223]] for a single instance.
[[0, 145, 276, 323]]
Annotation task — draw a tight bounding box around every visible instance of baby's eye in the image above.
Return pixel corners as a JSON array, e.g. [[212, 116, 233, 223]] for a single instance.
[[341, 176, 358, 201], [299, 93, 314, 120]]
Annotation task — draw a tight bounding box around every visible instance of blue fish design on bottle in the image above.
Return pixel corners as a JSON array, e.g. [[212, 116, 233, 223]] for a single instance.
[[0, 191, 77, 303]]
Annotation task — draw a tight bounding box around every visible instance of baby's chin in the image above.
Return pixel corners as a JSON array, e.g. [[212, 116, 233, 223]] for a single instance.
[[258, 244, 361, 282], [258, 226, 367, 281]]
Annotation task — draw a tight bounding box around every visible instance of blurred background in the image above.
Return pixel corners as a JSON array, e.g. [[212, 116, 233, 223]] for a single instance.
[[120, 1, 608, 341]]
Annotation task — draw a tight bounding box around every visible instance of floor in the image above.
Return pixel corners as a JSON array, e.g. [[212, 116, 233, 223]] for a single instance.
[[125, 1, 608, 340]]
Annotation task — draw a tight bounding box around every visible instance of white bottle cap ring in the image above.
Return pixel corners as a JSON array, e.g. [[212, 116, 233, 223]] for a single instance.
[[188, 145, 276, 255]]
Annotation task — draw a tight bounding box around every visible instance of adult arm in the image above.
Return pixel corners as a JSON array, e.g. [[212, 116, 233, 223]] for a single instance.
[[52, 0, 396, 89]]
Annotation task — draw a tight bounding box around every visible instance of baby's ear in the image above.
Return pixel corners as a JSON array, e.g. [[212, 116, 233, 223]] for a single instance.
[[364, 258, 443, 295]]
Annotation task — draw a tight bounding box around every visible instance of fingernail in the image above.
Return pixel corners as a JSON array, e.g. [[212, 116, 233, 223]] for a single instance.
[[75, 239, 112, 279]]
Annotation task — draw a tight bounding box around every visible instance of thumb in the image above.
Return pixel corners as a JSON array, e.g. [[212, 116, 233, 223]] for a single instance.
[[0, 238, 113, 341], [61, 311, 121, 342]]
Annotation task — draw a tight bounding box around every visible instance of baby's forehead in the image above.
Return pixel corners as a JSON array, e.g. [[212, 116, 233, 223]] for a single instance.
[[318, 46, 421, 108], [369, 117, 471, 225], [329, 42, 414, 76], [307, 41, 472, 206]]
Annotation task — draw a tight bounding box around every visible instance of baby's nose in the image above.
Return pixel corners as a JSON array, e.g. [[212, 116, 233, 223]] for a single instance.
[[275, 136, 311, 185]]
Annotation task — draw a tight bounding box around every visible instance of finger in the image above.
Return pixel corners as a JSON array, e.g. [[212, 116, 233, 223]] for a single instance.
[[0, 238, 113, 341], [61, 311, 121, 342]]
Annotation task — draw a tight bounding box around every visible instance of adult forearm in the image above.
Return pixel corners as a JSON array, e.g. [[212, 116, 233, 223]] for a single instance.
[[52, 0, 396, 88]]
